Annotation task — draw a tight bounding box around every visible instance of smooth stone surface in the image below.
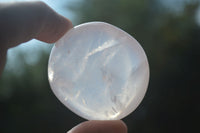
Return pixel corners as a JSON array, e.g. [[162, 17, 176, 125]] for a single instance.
[[48, 22, 149, 120]]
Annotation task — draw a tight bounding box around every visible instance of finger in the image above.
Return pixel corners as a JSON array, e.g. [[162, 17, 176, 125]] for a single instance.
[[0, 1, 72, 49], [34, 3, 73, 43], [68, 120, 127, 133], [0, 1, 72, 75]]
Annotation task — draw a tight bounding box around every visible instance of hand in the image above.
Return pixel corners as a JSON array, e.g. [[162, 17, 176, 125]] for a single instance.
[[0, 1, 72, 74], [0, 1, 127, 133]]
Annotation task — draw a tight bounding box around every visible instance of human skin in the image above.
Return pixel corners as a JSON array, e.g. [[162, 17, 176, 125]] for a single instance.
[[0, 1, 127, 133]]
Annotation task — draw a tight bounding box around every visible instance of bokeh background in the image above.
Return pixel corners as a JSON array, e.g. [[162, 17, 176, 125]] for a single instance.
[[0, 0, 200, 133]]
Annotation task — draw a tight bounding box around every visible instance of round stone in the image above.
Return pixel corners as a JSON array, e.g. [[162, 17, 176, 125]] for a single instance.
[[48, 22, 149, 120]]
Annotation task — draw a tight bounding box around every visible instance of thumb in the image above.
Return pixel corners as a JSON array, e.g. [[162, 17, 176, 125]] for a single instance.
[[68, 120, 127, 133]]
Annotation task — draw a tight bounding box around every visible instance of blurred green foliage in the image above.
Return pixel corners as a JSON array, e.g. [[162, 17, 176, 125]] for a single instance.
[[69, 0, 200, 132], [0, 0, 200, 133]]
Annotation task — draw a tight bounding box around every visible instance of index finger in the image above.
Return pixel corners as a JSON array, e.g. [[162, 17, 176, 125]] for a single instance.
[[0, 1, 72, 75], [0, 1, 72, 49]]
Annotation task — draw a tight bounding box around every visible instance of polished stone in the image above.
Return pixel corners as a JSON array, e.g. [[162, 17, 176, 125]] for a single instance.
[[48, 22, 149, 120]]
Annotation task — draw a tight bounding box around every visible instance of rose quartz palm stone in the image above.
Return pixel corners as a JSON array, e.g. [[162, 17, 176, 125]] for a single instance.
[[48, 22, 149, 120]]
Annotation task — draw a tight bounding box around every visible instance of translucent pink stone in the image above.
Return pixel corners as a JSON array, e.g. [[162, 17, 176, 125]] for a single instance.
[[48, 22, 149, 120]]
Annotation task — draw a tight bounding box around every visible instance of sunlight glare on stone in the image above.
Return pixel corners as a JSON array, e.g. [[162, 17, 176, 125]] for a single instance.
[[48, 22, 149, 120]]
